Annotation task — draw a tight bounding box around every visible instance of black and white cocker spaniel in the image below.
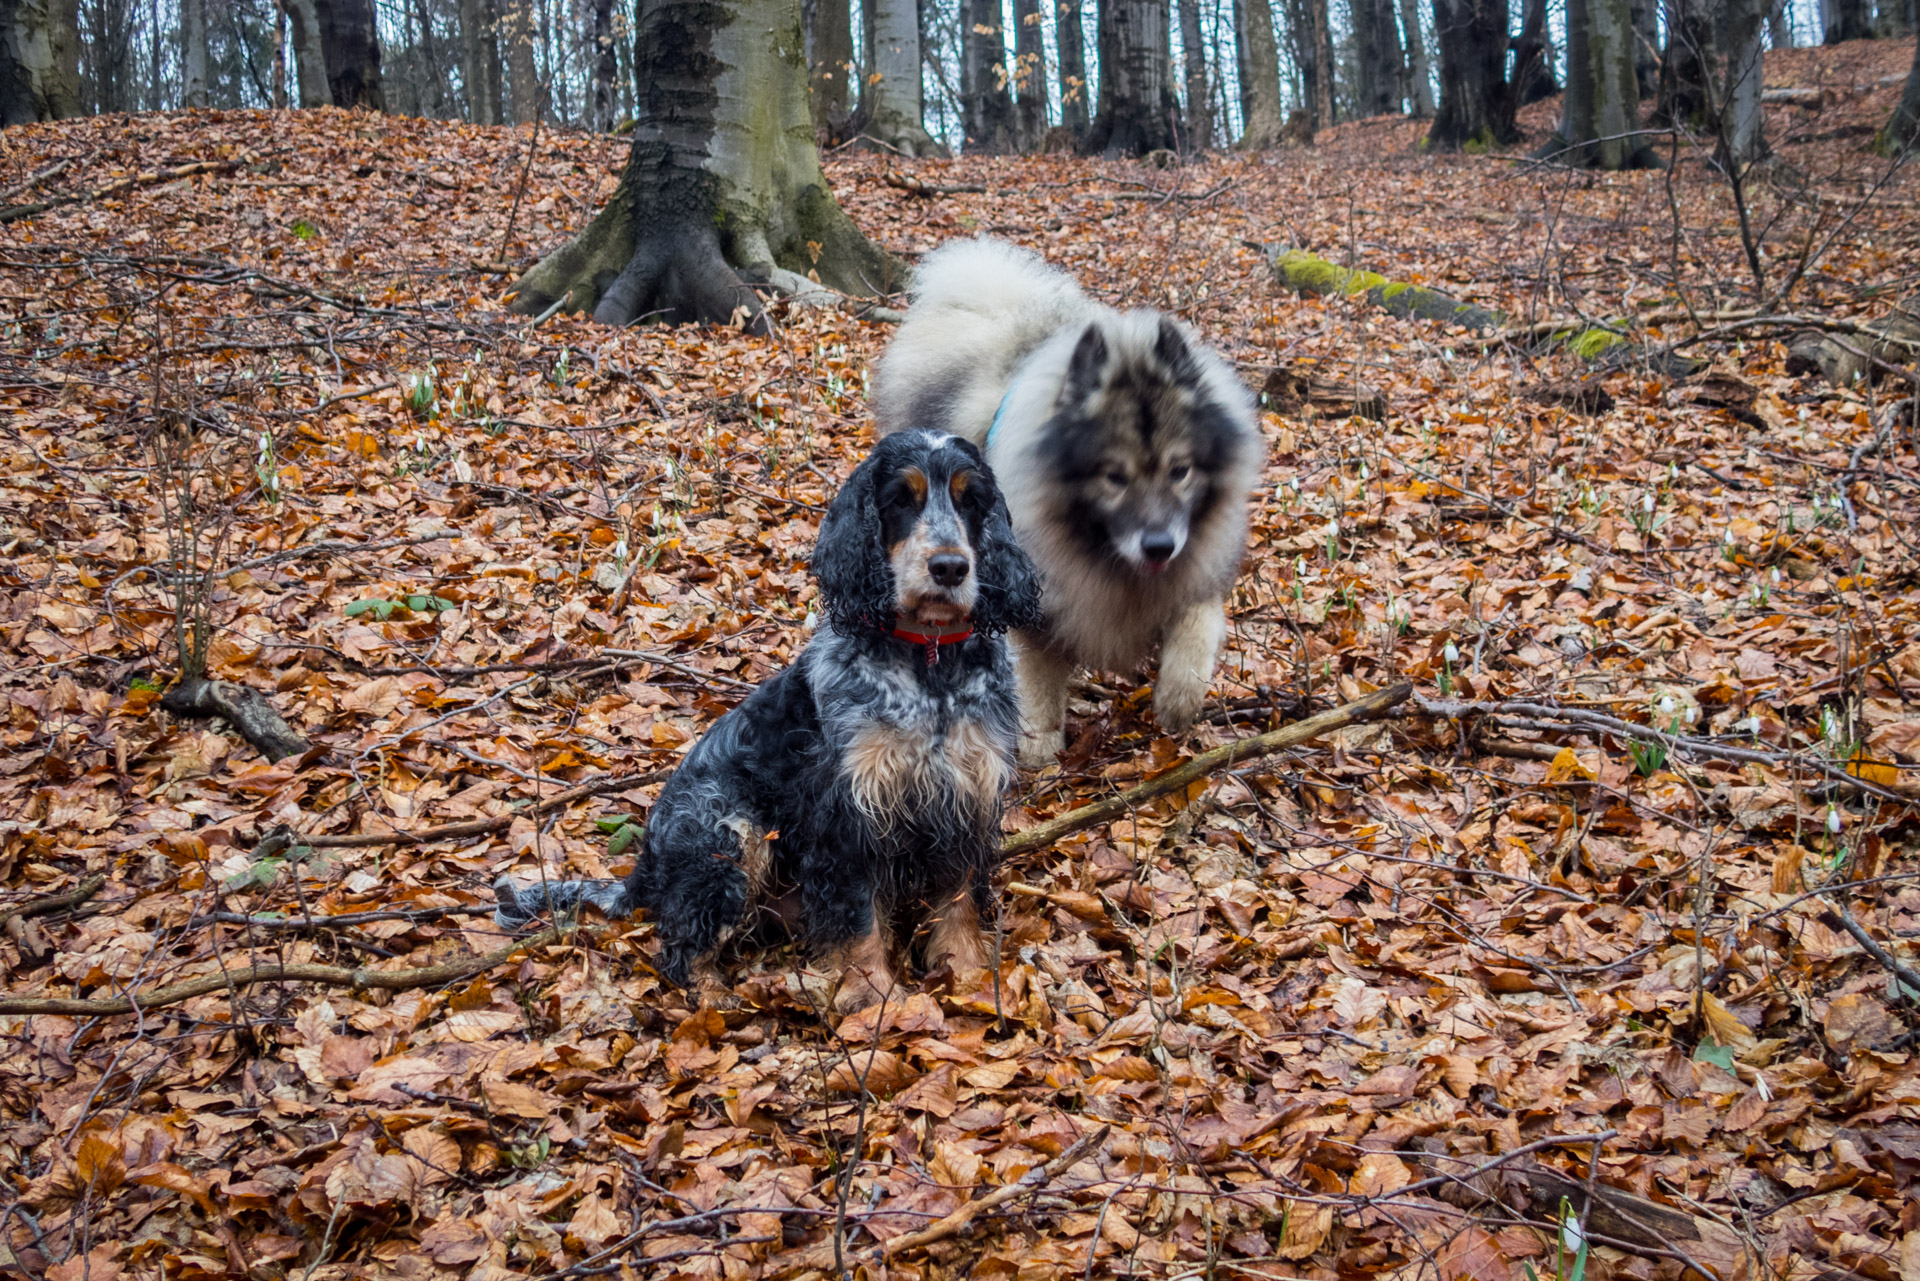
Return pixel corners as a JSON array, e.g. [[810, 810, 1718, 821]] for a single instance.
[[495, 431, 1043, 1012]]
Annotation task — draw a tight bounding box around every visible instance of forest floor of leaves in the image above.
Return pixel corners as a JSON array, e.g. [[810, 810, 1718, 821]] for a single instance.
[[4, 38, 1920, 1281]]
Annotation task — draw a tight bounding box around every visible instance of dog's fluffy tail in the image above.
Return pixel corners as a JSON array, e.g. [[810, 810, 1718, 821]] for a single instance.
[[492, 875, 638, 928], [874, 238, 1091, 444]]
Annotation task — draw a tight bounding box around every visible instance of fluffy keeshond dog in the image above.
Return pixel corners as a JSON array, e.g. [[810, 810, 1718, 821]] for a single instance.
[[873, 238, 1263, 765]]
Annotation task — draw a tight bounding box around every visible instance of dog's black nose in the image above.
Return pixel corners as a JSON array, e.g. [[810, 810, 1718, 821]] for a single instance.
[[928, 553, 971, 587], [1140, 532, 1177, 563]]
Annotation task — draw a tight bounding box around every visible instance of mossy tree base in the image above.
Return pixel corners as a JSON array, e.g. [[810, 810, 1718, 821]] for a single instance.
[[507, 0, 902, 331]]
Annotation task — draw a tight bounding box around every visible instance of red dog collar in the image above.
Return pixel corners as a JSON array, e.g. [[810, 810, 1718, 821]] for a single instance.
[[891, 622, 973, 666]]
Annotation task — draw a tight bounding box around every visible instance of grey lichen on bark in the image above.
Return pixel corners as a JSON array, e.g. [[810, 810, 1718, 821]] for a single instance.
[[509, 0, 902, 331]]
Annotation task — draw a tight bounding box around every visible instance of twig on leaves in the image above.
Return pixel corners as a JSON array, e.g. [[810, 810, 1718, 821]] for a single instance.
[[0, 874, 107, 928], [0, 158, 245, 223], [0, 924, 572, 1017], [792, 1123, 1111, 1272], [301, 770, 665, 848], [1819, 899, 1920, 1006], [1005, 683, 1411, 857]]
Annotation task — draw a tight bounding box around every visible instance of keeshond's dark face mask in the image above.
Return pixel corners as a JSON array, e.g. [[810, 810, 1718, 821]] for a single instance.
[[1045, 320, 1235, 575]]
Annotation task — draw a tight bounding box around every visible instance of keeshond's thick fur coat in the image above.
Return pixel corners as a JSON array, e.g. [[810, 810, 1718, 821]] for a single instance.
[[874, 239, 1263, 764]]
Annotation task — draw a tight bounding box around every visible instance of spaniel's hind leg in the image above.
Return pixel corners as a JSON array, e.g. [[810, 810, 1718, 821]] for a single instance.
[[646, 819, 767, 1008]]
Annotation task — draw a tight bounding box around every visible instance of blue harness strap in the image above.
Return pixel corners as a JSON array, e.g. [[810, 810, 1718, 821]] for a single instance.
[[985, 357, 1034, 453]]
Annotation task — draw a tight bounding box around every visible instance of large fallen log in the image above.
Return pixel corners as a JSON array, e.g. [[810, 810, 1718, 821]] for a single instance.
[[1784, 291, 1920, 388]]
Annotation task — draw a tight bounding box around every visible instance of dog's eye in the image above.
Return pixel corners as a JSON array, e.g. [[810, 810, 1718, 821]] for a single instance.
[[1169, 464, 1191, 482], [1105, 469, 1128, 487]]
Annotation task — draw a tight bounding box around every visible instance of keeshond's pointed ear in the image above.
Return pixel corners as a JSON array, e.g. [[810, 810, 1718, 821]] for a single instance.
[[810, 448, 892, 633], [1062, 322, 1110, 406], [971, 470, 1045, 635], [1154, 315, 1201, 386]]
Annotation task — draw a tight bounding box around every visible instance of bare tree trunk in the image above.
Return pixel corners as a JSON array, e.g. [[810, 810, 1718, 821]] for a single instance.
[[1057, 0, 1090, 137], [1822, 0, 1872, 41], [1014, 0, 1050, 148], [961, 0, 1016, 150], [808, 0, 851, 138], [1237, 0, 1284, 141], [318, 0, 385, 109], [459, 0, 499, 123], [1880, 24, 1920, 151], [1428, 0, 1514, 148], [181, 0, 207, 107], [1281, 0, 1333, 127], [1511, 0, 1554, 102], [1231, 0, 1253, 121], [1767, 0, 1792, 45], [509, 0, 902, 329], [1087, 0, 1180, 153], [504, 0, 535, 121], [592, 0, 614, 129], [272, 0, 287, 106], [1714, 0, 1767, 168], [1176, 0, 1211, 144], [1628, 0, 1658, 94], [1354, 0, 1403, 114], [1400, 0, 1434, 114], [0, 0, 82, 122], [1551, 0, 1654, 165], [282, 0, 329, 107], [865, 0, 944, 152]]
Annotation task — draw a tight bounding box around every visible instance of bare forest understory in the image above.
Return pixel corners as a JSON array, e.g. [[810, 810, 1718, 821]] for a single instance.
[[3, 36, 1920, 1281]]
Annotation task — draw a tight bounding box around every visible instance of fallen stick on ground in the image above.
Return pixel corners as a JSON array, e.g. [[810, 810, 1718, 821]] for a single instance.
[[304, 770, 665, 848], [1004, 682, 1412, 857], [785, 1123, 1111, 1274], [0, 159, 244, 223], [0, 924, 572, 1017], [161, 677, 310, 763], [0, 874, 106, 928]]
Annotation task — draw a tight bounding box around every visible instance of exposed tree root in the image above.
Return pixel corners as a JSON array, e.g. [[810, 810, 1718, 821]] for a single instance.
[[160, 677, 310, 762], [0, 924, 574, 1017]]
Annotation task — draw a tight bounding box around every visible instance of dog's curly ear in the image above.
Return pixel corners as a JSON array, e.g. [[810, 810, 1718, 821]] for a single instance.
[[811, 449, 893, 632], [972, 472, 1045, 635]]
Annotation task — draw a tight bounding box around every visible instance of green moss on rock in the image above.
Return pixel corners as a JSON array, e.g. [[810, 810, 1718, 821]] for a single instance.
[[1568, 327, 1627, 360]]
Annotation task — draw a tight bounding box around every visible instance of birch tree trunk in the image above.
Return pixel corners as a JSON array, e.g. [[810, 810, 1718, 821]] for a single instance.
[[1088, 0, 1179, 153], [1056, 0, 1090, 138], [1400, 0, 1435, 115], [318, 0, 385, 109], [508, 0, 902, 330], [284, 0, 330, 107], [1176, 0, 1211, 144], [0, 0, 82, 123], [1237, 0, 1284, 142], [865, 0, 945, 153], [181, 0, 207, 108]]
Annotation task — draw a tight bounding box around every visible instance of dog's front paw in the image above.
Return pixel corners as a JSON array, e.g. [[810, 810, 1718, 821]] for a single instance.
[[1152, 674, 1208, 733], [832, 963, 897, 1015], [1018, 727, 1065, 768]]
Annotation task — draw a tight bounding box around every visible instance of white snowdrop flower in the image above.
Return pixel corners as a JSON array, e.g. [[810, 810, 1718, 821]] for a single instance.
[[1561, 1213, 1586, 1254], [1812, 493, 1824, 511], [1444, 641, 1460, 664], [1667, 462, 1678, 483], [1685, 705, 1697, 723], [1359, 461, 1370, 481], [612, 539, 627, 563], [1658, 696, 1675, 715], [1827, 807, 1843, 834], [1743, 714, 1762, 734], [258, 431, 271, 456], [1771, 567, 1781, 585], [1643, 492, 1656, 512]]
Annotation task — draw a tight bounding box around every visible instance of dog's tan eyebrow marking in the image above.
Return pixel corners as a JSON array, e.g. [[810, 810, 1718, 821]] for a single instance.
[[901, 467, 927, 504], [949, 470, 972, 501]]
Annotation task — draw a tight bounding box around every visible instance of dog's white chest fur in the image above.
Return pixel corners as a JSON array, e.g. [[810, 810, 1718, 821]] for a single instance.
[[838, 675, 1012, 827]]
